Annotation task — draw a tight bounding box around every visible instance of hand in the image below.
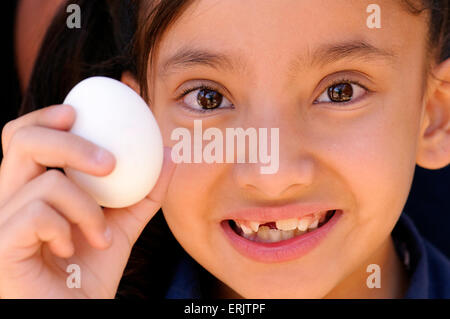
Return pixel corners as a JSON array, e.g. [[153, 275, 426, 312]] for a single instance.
[[0, 104, 175, 298]]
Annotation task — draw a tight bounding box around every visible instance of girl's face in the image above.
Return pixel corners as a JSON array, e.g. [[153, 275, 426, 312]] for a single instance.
[[147, 0, 431, 297]]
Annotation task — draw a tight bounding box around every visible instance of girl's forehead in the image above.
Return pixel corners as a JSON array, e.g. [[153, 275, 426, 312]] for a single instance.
[[155, 0, 428, 71], [153, 0, 427, 82]]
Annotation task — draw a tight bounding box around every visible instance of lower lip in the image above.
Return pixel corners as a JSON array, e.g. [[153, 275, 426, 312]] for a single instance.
[[221, 210, 342, 263]]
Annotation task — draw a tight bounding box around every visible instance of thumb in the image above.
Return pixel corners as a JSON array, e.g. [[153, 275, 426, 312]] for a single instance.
[[145, 146, 176, 204], [104, 146, 176, 245]]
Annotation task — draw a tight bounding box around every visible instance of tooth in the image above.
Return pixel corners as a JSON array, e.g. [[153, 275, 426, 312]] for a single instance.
[[308, 219, 319, 230], [281, 230, 295, 240], [275, 218, 299, 231], [256, 226, 271, 242], [297, 216, 313, 231], [249, 221, 260, 232], [240, 224, 254, 235], [268, 229, 282, 242], [243, 232, 255, 240], [294, 228, 307, 236], [319, 214, 326, 223]]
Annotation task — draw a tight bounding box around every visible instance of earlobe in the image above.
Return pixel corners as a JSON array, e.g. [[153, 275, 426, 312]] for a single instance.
[[121, 71, 141, 96], [416, 58, 450, 170]]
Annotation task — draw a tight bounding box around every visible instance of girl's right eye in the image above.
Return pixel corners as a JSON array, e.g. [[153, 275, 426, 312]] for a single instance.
[[180, 86, 233, 113]]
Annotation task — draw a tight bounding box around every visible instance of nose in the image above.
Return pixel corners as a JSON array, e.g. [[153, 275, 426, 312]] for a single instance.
[[232, 133, 315, 200]]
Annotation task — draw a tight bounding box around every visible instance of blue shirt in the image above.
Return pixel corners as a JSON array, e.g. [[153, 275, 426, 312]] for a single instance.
[[165, 213, 450, 299]]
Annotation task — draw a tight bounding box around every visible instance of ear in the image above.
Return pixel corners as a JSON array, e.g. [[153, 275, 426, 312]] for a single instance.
[[121, 71, 141, 95], [416, 58, 450, 170]]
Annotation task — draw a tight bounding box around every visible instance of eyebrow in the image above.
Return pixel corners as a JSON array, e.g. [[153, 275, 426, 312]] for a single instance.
[[306, 40, 398, 68], [159, 47, 246, 77], [158, 40, 398, 77]]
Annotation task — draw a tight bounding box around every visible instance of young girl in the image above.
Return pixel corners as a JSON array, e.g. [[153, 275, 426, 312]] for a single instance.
[[1, 0, 449, 299]]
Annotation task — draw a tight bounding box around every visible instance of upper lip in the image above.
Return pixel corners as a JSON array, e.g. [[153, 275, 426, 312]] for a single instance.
[[224, 203, 338, 223]]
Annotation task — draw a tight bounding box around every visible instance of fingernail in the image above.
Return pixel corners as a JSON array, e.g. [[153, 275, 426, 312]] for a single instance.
[[95, 148, 115, 164], [49, 104, 72, 116]]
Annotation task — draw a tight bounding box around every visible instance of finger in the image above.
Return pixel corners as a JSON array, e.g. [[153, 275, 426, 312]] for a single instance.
[[0, 125, 115, 204], [0, 170, 112, 250], [0, 199, 74, 262], [146, 146, 177, 204], [1, 104, 75, 156], [105, 146, 176, 245]]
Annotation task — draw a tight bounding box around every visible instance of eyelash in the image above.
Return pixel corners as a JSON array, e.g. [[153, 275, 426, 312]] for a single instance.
[[177, 78, 370, 113], [315, 78, 370, 106], [177, 84, 229, 114]]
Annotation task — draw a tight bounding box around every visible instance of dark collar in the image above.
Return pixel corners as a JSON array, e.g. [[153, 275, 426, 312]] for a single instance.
[[394, 213, 450, 298]]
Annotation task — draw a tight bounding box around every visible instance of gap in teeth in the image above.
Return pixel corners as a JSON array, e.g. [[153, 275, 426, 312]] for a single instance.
[[232, 210, 335, 243]]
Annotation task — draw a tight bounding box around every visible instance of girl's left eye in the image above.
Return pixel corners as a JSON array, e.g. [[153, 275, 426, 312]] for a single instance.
[[314, 81, 367, 105], [180, 86, 233, 113]]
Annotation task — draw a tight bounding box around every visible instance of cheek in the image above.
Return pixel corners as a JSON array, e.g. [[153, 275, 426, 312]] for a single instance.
[[161, 161, 228, 251], [151, 89, 230, 247], [312, 97, 421, 226]]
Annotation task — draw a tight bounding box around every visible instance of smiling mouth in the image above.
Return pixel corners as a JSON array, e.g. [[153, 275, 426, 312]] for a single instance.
[[228, 210, 336, 243]]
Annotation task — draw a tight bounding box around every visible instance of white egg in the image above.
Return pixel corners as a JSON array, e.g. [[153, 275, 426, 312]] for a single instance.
[[63, 76, 163, 208]]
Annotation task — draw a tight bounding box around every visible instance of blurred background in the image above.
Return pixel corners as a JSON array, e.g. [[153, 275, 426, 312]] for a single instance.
[[2, 0, 449, 258]]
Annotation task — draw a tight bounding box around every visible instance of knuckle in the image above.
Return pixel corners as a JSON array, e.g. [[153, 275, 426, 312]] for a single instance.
[[1, 120, 17, 151], [24, 199, 50, 221], [23, 200, 70, 233], [1, 120, 15, 140], [42, 169, 67, 189], [8, 126, 34, 150]]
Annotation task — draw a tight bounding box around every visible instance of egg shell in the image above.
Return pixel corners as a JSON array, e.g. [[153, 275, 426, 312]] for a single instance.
[[63, 76, 163, 208]]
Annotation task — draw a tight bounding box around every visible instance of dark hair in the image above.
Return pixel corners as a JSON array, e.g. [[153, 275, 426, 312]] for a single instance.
[[18, 0, 450, 298], [401, 0, 450, 63]]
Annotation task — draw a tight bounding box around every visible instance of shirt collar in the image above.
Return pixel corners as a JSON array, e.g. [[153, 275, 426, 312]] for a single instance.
[[392, 213, 428, 298], [165, 250, 203, 298]]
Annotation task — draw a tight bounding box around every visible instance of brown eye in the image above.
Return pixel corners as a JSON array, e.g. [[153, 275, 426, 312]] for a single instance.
[[327, 83, 353, 102], [197, 89, 223, 109], [315, 81, 367, 105], [181, 85, 233, 113]]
